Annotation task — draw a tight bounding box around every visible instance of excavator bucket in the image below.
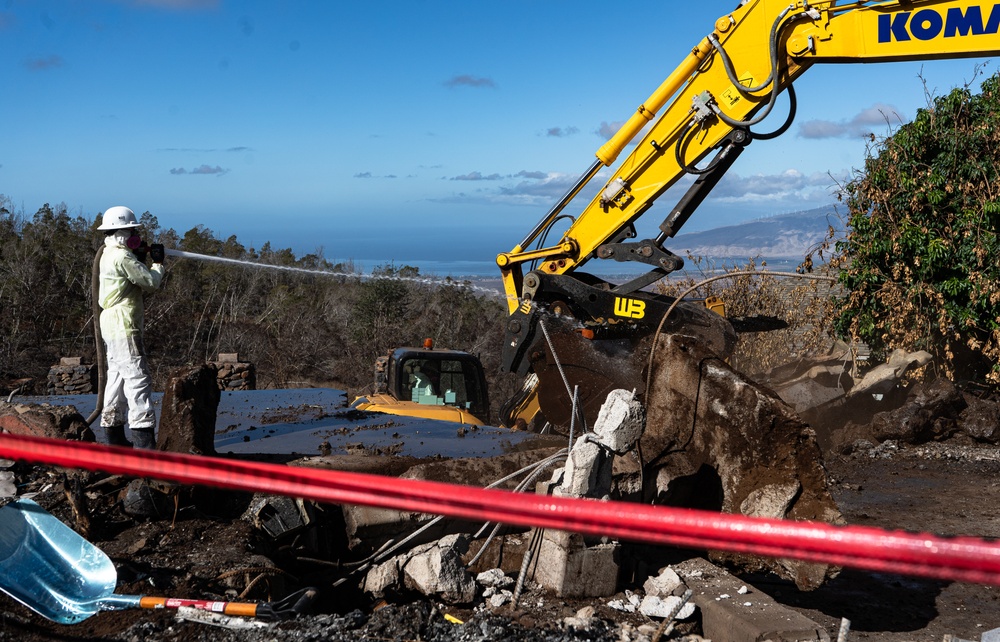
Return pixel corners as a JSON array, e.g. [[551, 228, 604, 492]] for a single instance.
[[639, 332, 844, 590], [528, 302, 843, 590], [527, 299, 736, 430]]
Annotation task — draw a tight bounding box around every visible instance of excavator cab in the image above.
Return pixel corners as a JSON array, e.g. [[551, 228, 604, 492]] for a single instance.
[[352, 341, 490, 426]]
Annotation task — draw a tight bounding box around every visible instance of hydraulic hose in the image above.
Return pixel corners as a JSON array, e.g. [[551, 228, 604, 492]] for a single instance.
[[86, 245, 106, 425]]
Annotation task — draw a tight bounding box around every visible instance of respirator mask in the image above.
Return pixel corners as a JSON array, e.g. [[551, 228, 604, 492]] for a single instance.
[[114, 229, 148, 261], [126, 233, 143, 250]]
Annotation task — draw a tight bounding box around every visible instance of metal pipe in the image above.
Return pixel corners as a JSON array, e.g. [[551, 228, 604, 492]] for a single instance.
[[515, 159, 602, 252]]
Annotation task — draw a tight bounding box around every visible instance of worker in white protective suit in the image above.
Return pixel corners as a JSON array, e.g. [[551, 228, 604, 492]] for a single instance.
[[96, 206, 165, 449]]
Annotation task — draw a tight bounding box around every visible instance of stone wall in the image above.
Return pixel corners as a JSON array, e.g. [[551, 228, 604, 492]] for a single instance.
[[46, 357, 97, 395], [210, 353, 256, 391]]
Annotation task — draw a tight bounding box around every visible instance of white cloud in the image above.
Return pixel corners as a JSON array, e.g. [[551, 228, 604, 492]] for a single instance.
[[546, 126, 579, 138], [712, 168, 845, 205], [444, 75, 496, 89], [170, 165, 228, 176], [23, 55, 64, 71], [798, 103, 906, 139]]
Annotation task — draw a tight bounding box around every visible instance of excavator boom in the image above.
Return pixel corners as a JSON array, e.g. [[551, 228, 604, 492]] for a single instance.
[[496, 0, 1000, 426]]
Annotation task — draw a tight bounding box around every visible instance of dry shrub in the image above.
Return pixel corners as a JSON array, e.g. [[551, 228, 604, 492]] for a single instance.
[[656, 254, 839, 377]]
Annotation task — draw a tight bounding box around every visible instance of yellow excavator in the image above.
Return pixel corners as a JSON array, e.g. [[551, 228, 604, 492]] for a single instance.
[[361, 1, 1000, 431], [350, 339, 493, 426], [495, 0, 1000, 429]]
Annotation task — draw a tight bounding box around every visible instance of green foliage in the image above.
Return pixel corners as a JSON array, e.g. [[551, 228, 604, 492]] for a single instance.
[[832, 71, 1000, 381]]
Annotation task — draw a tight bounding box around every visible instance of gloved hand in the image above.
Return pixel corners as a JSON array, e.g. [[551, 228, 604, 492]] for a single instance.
[[132, 241, 149, 264], [149, 243, 165, 264]]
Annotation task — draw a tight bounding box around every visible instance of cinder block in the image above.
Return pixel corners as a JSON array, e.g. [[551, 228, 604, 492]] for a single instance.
[[531, 529, 619, 597]]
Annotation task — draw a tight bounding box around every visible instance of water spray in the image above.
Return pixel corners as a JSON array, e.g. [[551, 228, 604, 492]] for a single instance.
[[163, 248, 507, 300]]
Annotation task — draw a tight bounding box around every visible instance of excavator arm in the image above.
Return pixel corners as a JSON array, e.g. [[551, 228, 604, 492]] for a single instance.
[[496, 0, 1000, 425]]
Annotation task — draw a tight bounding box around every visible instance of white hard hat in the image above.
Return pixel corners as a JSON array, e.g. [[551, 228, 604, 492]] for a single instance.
[[97, 206, 140, 230]]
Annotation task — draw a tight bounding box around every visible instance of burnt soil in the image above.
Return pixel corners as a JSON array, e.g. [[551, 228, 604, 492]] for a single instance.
[[1, 441, 999, 640]]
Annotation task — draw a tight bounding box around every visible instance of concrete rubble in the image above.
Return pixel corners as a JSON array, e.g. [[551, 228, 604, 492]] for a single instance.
[[527, 389, 645, 598], [363, 533, 476, 604], [642, 333, 844, 590], [0, 401, 94, 442], [757, 342, 937, 449], [0, 340, 988, 641]]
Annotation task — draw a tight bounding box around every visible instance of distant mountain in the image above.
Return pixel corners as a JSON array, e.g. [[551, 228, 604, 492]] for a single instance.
[[669, 206, 843, 259]]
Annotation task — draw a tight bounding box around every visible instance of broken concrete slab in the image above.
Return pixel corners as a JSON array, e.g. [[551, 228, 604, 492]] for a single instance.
[[642, 566, 683, 597], [530, 388, 648, 598], [675, 557, 830, 642], [643, 334, 844, 590], [638, 593, 695, 620], [0, 402, 94, 442], [981, 627, 1000, 642], [476, 568, 513, 590], [756, 341, 856, 407], [0, 471, 15, 498], [760, 346, 937, 450], [363, 534, 476, 605], [591, 389, 644, 455], [848, 348, 932, 399], [402, 534, 476, 604], [741, 482, 802, 519], [560, 437, 611, 498]]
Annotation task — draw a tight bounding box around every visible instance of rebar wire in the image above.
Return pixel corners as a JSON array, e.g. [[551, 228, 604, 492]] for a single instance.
[[644, 270, 837, 409], [511, 527, 544, 608], [467, 391, 583, 566], [469, 450, 571, 541], [332, 448, 570, 586], [538, 318, 588, 433], [568, 385, 579, 446], [651, 589, 694, 642], [467, 450, 569, 568]]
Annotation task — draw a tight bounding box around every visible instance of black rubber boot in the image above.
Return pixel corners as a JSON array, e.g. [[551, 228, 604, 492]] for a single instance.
[[130, 428, 157, 450], [104, 425, 132, 448]]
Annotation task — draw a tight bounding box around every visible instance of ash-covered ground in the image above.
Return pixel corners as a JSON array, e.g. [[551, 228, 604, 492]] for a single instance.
[[1, 380, 1000, 641]]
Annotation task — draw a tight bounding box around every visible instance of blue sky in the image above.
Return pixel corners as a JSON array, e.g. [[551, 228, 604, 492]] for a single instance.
[[2, 0, 996, 265]]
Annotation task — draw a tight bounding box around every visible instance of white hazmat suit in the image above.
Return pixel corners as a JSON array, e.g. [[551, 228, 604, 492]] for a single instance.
[[98, 227, 164, 448]]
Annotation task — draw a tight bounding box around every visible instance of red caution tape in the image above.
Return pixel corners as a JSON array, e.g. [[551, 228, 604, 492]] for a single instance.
[[2, 432, 1000, 585]]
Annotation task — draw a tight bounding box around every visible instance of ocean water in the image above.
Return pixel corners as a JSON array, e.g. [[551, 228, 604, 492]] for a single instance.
[[337, 256, 806, 281]]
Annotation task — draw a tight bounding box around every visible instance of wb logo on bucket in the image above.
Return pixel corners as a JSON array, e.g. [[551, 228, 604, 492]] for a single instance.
[[614, 297, 646, 319], [879, 5, 1000, 42]]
